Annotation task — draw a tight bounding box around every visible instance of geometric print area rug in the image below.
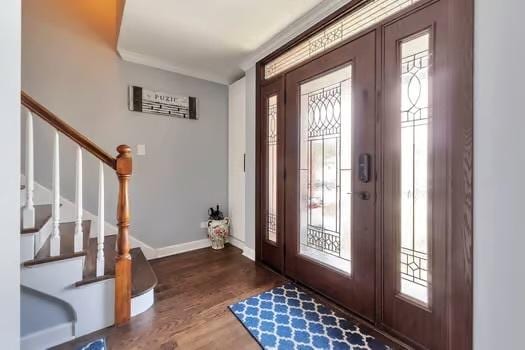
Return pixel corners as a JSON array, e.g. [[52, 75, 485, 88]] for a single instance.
[[228, 283, 391, 350], [77, 338, 106, 350]]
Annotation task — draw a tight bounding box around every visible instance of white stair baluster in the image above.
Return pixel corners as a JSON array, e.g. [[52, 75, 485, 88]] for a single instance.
[[22, 109, 35, 229], [50, 130, 61, 256], [74, 146, 83, 252], [96, 161, 105, 276]]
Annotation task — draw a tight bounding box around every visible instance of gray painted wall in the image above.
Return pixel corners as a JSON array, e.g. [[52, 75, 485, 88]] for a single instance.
[[22, 0, 228, 248], [473, 0, 525, 348], [0, 0, 21, 347]]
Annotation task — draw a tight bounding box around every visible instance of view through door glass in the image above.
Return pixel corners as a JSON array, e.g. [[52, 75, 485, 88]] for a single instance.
[[299, 65, 353, 274], [260, 79, 285, 272], [285, 32, 376, 320], [266, 94, 278, 244], [399, 30, 431, 304]]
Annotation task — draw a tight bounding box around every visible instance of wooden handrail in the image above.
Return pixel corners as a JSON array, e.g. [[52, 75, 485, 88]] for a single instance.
[[115, 145, 132, 325], [21, 91, 116, 169], [21, 91, 132, 326]]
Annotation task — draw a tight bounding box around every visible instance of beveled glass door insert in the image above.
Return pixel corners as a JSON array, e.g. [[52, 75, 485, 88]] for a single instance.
[[285, 32, 376, 320], [299, 65, 352, 274], [399, 31, 431, 304], [260, 79, 285, 272]]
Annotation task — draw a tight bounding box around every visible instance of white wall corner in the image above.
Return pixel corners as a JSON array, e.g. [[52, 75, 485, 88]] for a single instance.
[[242, 246, 255, 261], [228, 236, 255, 261], [129, 235, 156, 260], [239, 0, 352, 71]]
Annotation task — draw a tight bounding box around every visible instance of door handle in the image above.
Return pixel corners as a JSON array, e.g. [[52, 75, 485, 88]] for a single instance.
[[357, 191, 371, 200], [358, 153, 371, 183]]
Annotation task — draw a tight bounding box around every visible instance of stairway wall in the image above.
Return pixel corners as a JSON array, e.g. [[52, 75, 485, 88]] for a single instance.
[[0, 0, 21, 347], [22, 0, 229, 248], [473, 0, 525, 348]]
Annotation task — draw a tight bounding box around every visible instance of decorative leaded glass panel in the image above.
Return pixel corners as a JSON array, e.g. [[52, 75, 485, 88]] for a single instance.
[[267, 95, 278, 243], [299, 65, 352, 274], [264, 0, 422, 79], [399, 31, 431, 304]]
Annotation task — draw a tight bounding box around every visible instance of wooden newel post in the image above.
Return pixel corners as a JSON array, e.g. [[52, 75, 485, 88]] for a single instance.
[[115, 145, 132, 326]]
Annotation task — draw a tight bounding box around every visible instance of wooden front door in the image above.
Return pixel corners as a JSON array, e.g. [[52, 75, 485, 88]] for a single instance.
[[284, 31, 377, 321], [256, 0, 473, 347]]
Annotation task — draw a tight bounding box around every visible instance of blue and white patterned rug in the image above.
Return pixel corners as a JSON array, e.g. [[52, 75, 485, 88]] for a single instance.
[[229, 283, 391, 350], [77, 338, 106, 350]]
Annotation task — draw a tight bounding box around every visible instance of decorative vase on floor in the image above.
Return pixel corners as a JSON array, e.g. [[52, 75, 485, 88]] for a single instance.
[[207, 218, 230, 250]]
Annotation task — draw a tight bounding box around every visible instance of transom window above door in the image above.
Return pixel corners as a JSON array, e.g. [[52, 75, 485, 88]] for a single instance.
[[264, 0, 422, 79]]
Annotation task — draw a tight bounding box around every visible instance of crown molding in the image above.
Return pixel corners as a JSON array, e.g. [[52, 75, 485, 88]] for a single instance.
[[117, 47, 231, 85], [239, 0, 352, 71]]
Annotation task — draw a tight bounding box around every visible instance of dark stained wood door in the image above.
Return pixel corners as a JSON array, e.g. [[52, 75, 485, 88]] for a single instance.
[[284, 32, 377, 321], [382, 2, 450, 348], [256, 1, 473, 348]]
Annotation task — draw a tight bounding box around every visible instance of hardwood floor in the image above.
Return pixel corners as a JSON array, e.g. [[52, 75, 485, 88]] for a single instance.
[[53, 245, 404, 350], [53, 245, 286, 349]]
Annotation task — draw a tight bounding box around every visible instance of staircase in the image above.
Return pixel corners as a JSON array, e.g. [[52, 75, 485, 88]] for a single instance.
[[19, 92, 157, 349]]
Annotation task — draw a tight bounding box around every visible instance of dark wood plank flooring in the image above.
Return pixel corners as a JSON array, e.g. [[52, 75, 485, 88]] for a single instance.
[[53, 245, 404, 350]]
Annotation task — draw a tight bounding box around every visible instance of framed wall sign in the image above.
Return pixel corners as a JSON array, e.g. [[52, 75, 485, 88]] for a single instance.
[[128, 85, 198, 120]]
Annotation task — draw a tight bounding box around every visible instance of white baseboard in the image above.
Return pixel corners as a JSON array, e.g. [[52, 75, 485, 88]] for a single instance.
[[229, 236, 255, 261], [21, 322, 74, 350], [131, 235, 257, 261], [155, 238, 211, 259], [129, 235, 157, 260], [242, 246, 256, 261]]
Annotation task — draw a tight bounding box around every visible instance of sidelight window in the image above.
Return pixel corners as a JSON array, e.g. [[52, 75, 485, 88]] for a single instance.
[[266, 95, 278, 243], [399, 31, 431, 304]]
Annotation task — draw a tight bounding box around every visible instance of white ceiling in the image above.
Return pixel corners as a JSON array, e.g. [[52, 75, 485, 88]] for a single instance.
[[117, 0, 330, 84]]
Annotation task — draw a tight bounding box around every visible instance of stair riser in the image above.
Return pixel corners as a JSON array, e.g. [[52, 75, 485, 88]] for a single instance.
[[21, 235, 35, 262], [22, 258, 85, 293], [36, 216, 53, 251], [131, 289, 154, 317], [21, 258, 116, 337], [21, 322, 74, 350], [20, 215, 59, 263]]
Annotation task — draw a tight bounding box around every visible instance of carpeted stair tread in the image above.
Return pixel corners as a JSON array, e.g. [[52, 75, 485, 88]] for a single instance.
[[24, 220, 91, 266], [21, 204, 52, 234]]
